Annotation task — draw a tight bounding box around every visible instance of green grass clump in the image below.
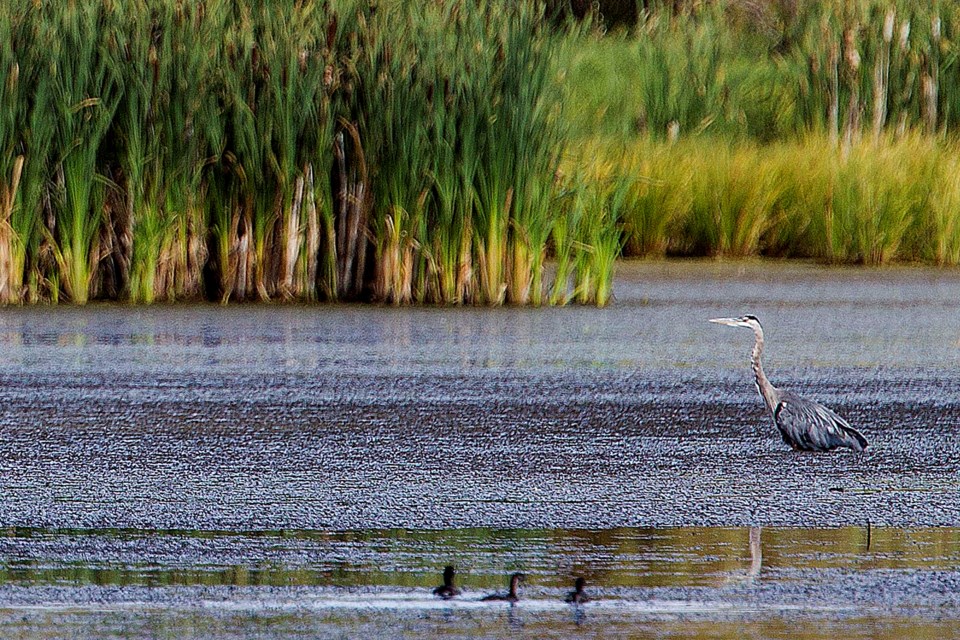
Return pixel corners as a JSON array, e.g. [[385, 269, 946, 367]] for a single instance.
[[824, 139, 931, 264], [550, 175, 623, 307], [924, 152, 960, 265], [681, 144, 782, 258]]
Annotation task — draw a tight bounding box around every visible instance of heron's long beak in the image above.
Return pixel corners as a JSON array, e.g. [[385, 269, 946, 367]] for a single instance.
[[709, 317, 740, 326]]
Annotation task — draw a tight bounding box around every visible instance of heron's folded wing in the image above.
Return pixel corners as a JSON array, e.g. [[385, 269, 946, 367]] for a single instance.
[[775, 391, 867, 451]]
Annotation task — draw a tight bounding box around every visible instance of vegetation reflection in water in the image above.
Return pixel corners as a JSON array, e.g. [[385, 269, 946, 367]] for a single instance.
[[1, 526, 958, 589]]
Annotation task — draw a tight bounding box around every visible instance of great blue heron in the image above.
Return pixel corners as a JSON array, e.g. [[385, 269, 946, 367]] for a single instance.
[[565, 576, 589, 604], [481, 572, 525, 603], [710, 315, 868, 452], [433, 565, 461, 599]]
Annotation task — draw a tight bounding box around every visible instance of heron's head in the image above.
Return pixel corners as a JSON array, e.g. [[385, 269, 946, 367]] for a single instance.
[[510, 572, 526, 585], [574, 577, 586, 590], [443, 565, 455, 581], [709, 314, 762, 330]]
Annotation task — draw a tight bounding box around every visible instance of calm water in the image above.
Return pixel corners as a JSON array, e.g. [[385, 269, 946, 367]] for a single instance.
[[0, 260, 959, 637]]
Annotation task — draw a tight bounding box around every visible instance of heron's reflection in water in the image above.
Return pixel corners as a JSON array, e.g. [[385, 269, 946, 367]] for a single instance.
[[748, 526, 762, 581], [724, 526, 763, 586]]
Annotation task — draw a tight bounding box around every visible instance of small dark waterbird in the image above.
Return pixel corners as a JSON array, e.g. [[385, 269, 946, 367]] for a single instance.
[[565, 576, 589, 604], [433, 565, 461, 599], [710, 315, 868, 452], [481, 572, 525, 603]]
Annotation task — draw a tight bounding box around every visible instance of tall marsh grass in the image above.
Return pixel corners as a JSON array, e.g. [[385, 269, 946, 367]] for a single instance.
[[567, 133, 960, 265], [557, 0, 960, 266], [7, 0, 960, 307], [0, 1, 613, 306], [562, 1, 960, 142]]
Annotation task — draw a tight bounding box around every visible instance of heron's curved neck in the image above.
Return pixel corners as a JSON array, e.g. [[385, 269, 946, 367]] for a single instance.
[[751, 326, 779, 412]]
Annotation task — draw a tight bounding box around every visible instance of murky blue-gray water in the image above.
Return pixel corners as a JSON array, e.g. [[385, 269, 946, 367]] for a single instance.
[[0, 260, 959, 637]]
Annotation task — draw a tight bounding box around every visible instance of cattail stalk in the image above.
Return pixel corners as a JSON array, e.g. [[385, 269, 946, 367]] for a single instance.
[[872, 10, 895, 139], [842, 28, 861, 153]]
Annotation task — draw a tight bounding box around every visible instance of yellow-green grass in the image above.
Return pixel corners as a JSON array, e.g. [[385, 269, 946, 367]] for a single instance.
[[564, 133, 960, 265]]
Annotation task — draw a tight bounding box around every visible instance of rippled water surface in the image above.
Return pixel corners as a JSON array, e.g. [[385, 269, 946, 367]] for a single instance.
[[0, 261, 959, 637]]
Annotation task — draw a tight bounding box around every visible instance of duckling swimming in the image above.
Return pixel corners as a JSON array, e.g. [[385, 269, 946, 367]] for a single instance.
[[432, 565, 461, 599], [481, 572, 525, 603], [565, 576, 589, 604]]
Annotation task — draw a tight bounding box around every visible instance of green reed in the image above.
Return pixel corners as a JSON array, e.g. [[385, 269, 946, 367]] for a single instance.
[[215, 3, 331, 301], [0, 10, 25, 304], [352, 3, 432, 304], [112, 2, 163, 303], [428, 91, 477, 305], [47, 5, 121, 304], [570, 180, 623, 307], [499, 6, 562, 306], [549, 165, 623, 307], [633, 7, 732, 139]]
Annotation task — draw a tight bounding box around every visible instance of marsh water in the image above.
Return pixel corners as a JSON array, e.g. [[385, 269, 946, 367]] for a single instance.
[[1, 261, 959, 637]]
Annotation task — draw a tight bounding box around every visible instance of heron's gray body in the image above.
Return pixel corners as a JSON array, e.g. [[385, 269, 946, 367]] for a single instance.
[[711, 314, 868, 453], [772, 389, 867, 452]]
